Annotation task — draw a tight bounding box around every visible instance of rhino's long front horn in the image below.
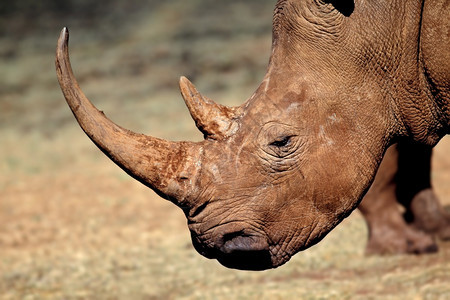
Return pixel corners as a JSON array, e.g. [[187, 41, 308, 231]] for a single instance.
[[56, 27, 202, 208]]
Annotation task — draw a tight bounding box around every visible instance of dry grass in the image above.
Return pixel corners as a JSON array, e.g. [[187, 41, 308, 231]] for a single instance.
[[1, 1, 450, 299]]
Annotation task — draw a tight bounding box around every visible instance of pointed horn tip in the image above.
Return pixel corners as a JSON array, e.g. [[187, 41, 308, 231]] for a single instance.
[[59, 27, 69, 42], [179, 76, 193, 89], [57, 27, 70, 54], [179, 76, 197, 96]]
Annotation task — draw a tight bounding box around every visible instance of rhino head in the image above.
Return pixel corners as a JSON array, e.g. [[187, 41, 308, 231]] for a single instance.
[[56, 0, 449, 270]]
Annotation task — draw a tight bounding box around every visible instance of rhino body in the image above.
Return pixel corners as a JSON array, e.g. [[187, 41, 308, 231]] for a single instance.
[[56, 0, 449, 270]]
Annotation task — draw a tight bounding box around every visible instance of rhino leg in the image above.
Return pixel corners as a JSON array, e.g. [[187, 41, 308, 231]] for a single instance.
[[397, 142, 450, 241], [358, 145, 437, 255]]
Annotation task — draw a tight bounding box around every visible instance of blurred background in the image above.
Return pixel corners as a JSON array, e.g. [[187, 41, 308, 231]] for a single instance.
[[1, 1, 449, 299]]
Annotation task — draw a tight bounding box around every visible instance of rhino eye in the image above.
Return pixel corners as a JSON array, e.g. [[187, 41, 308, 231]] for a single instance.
[[269, 136, 291, 148]]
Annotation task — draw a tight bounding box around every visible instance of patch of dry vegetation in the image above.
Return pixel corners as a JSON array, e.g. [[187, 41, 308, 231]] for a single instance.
[[1, 1, 449, 299]]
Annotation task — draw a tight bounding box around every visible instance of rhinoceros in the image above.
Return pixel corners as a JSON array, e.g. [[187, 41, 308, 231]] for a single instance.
[[56, 0, 449, 270]]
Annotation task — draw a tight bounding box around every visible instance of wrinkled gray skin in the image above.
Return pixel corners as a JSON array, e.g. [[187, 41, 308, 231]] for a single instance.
[[57, 0, 449, 270]]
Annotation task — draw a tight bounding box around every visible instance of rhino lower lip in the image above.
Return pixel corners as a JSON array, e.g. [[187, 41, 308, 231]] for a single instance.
[[192, 228, 274, 270], [215, 233, 273, 270], [216, 248, 273, 271]]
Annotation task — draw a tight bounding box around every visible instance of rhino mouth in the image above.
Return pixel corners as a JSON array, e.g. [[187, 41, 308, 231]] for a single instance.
[[192, 230, 273, 270], [217, 232, 273, 270]]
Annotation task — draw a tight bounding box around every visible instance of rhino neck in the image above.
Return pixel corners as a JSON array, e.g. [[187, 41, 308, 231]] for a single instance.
[[387, 0, 449, 146], [419, 0, 450, 137], [270, 0, 448, 145]]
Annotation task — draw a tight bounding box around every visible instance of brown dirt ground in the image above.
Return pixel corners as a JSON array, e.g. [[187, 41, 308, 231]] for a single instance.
[[1, 1, 449, 299]]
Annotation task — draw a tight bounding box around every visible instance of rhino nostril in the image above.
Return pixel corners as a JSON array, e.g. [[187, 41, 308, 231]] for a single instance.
[[190, 201, 209, 218]]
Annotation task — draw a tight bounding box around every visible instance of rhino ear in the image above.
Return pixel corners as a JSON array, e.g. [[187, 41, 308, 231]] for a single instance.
[[324, 0, 354, 17], [179, 76, 240, 140]]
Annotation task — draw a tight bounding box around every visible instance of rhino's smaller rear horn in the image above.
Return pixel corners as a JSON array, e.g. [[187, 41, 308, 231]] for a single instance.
[[179, 76, 240, 140]]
